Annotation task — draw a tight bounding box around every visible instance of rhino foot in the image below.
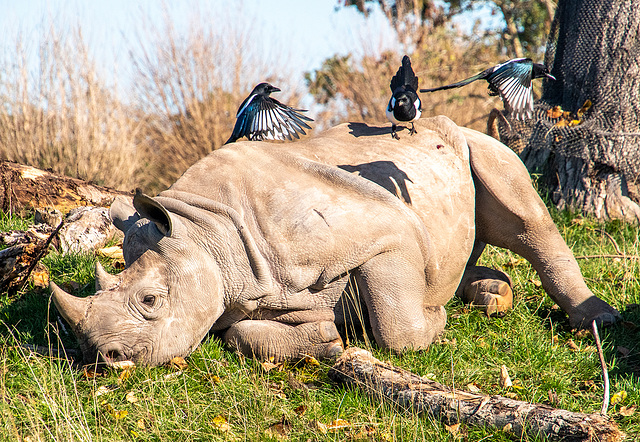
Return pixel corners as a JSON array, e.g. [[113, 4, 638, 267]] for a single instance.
[[457, 266, 513, 316], [224, 319, 344, 362], [568, 296, 621, 330]]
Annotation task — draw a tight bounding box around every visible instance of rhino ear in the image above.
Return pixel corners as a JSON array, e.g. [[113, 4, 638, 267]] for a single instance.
[[133, 189, 173, 236], [110, 195, 140, 233]]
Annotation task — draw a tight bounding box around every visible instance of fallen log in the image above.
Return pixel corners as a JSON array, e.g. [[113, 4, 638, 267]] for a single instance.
[[1, 160, 130, 215], [328, 347, 624, 442]]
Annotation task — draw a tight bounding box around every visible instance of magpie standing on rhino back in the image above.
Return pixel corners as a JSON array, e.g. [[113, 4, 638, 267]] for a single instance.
[[386, 55, 422, 140]]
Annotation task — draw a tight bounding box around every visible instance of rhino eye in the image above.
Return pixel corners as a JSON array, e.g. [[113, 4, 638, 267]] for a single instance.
[[141, 295, 156, 307]]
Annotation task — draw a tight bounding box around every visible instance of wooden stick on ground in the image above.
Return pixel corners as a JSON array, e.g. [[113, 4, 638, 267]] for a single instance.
[[329, 347, 624, 442]]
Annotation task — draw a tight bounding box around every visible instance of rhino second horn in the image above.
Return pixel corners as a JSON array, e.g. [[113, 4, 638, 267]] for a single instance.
[[49, 281, 89, 329], [95, 261, 120, 291]]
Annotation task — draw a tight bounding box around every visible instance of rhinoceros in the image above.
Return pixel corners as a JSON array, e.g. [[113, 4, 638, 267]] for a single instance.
[[50, 116, 620, 365]]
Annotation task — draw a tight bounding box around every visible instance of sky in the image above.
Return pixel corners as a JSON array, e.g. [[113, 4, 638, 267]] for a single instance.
[[0, 0, 500, 99]]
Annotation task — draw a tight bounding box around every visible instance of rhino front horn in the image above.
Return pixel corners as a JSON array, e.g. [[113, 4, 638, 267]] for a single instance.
[[50, 281, 89, 328], [95, 261, 120, 291]]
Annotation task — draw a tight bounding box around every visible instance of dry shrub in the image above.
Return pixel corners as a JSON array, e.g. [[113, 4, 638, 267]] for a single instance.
[[0, 24, 140, 190], [307, 27, 505, 132], [131, 5, 305, 194]]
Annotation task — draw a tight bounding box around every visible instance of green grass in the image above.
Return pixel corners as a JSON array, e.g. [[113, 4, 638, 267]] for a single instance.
[[1, 209, 639, 441]]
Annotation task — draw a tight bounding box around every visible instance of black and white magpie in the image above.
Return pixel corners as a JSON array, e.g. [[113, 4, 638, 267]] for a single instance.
[[420, 58, 555, 120], [386, 55, 422, 140], [225, 82, 313, 145]]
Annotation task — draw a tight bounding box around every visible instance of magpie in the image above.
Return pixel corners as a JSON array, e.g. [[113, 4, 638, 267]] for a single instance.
[[386, 55, 422, 140], [225, 82, 313, 145], [420, 58, 555, 120]]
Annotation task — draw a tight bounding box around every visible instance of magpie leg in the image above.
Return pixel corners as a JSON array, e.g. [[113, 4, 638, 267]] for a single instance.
[[409, 123, 417, 136], [391, 124, 400, 140]]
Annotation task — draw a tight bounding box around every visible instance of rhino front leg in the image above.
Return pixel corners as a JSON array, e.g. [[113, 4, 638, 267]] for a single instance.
[[224, 320, 344, 362], [355, 251, 447, 352], [457, 264, 513, 316]]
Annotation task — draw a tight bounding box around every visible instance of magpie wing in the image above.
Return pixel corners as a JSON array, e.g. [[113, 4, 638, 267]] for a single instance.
[[248, 97, 313, 142], [487, 59, 534, 120], [390, 55, 419, 93]]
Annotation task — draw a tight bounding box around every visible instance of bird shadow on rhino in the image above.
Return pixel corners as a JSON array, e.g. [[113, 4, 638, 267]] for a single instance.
[[338, 161, 413, 205]]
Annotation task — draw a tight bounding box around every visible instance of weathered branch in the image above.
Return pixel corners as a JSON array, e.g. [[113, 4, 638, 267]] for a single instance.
[[0, 160, 130, 216], [329, 347, 624, 442]]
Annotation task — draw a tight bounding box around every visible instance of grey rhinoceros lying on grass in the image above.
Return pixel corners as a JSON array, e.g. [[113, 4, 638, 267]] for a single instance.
[[50, 116, 620, 366]]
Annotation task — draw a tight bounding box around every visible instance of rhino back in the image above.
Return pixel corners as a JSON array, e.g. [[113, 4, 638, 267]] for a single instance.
[[169, 116, 475, 305]]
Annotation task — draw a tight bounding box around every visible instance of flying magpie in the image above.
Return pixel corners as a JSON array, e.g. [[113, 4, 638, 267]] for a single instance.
[[386, 55, 422, 140], [225, 82, 313, 145], [420, 58, 555, 120]]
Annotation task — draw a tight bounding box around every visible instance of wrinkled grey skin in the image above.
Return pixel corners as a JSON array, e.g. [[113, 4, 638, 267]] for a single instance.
[[50, 117, 620, 366]]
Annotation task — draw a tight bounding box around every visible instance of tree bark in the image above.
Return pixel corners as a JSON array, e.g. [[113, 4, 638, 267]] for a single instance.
[[494, 0, 640, 222], [329, 347, 624, 442], [1, 160, 130, 216]]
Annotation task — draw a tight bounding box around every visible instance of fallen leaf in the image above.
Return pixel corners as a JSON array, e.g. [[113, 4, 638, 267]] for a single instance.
[[566, 339, 579, 351], [499, 365, 513, 388], [327, 419, 351, 431], [574, 329, 590, 339], [30, 269, 50, 287], [118, 368, 133, 383], [502, 423, 513, 432], [304, 355, 320, 367], [95, 385, 117, 397], [294, 404, 307, 416], [619, 405, 636, 417], [136, 419, 146, 429], [445, 423, 460, 436], [83, 367, 104, 379], [553, 119, 568, 128], [209, 375, 222, 385], [505, 392, 518, 399], [611, 390, 627, 405], [261, 361, 280, 372], [265, 416, 292, 440], [466, 383, 481, 393], [170, 356, 188, 370], [212, 415, 231, 432], [103, 403, 127, 420], [125, 391, 138, 404], [547, 105, 564, 119], [112, 360, 135, 370], [98, 246, 124, 260], [310, 420, 327, 434]]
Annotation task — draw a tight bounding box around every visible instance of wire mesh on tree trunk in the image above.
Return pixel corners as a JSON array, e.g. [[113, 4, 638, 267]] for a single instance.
[[491, 0, 640, 222]]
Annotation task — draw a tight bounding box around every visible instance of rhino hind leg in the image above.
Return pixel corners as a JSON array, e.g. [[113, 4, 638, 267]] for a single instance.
[[456, 265, 513, 316], [224, 320, 344, 362]]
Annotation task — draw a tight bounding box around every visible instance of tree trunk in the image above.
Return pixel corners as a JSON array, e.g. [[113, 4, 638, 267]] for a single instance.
[[492, 0, 640, 222], [329, 347, 624, 442], [0, 161, 130, 216]]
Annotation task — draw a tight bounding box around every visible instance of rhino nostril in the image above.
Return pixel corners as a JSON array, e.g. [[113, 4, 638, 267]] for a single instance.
[[101, 348, 126, 364]]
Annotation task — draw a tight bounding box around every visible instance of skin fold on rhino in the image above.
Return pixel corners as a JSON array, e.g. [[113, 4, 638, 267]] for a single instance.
[[50, 116, 620, 366]]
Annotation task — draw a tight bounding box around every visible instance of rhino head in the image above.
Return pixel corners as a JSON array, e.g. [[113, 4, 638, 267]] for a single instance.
[[50, 193, 226, 366]]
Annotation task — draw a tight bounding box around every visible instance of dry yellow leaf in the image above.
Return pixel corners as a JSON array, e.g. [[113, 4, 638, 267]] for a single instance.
[[125, 391, 138, 404], [503, 423, 513, 432], [212, 415, 231, 432], [466, 383, 481, 393], [103, 403, 127, 420], [112, 360, 136, 370], [118, 368, 134, 383], [170, 356, 188, 370], [304, 355, 320, 366], [327, 418, 351, 431], [209, 375, 222, 385], [547, 105, 564, 119], [98, 246, 124, 260], [310, 420, 328, 434], [261, 361, 279, 372], [445, 423, 460, 436], [619, 405, 636, 416], [566, 339, 579, 351], [137, 418, 146, 429], [499, 365, 513, 388], [30, 269, 50, 287], [611, 390, 628, 405], [95, 385, 116, 397]]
